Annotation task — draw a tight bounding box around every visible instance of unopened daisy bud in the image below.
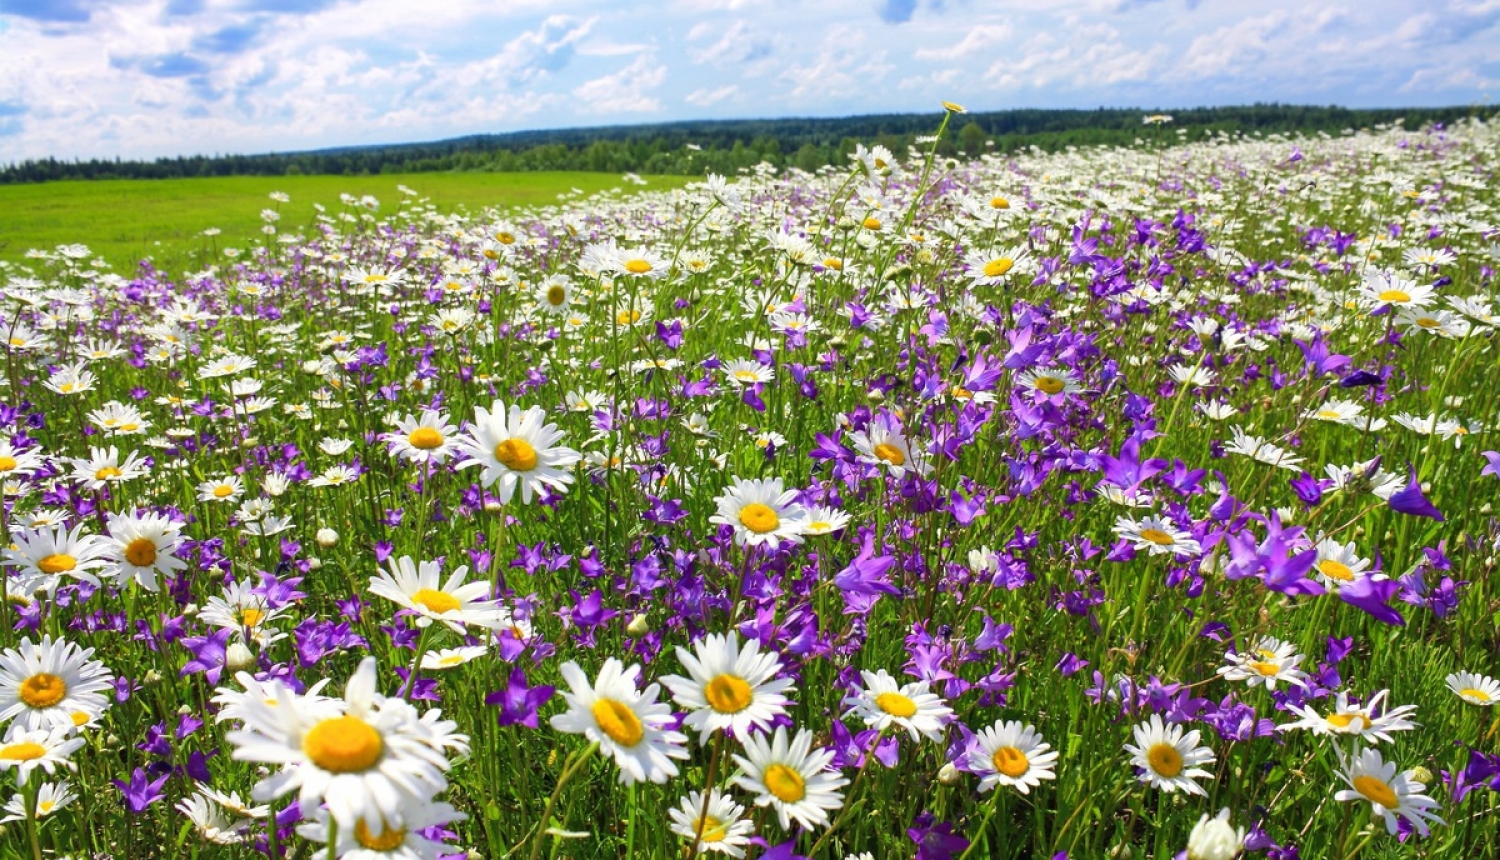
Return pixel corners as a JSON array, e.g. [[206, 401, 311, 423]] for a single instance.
[[1410, 765, 1433, 784], [625, 613, 650, 637], [315, 527, 339, 548], [300, 360, 322, 374], [866, 388, 886, 404], [484, 499, 504, 513], [144, 669, 163, 685], [1186, 808, 1245, 860], [307, 557, 322, 570], [225, 642, 256, 672], [835, 215, 858, 232], [937, 761, 963, 785]]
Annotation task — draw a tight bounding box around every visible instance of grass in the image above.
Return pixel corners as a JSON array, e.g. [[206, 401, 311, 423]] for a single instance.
[[0, 172, 690, 272]]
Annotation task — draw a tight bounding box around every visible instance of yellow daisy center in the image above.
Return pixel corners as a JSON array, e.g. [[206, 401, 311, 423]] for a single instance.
[[806, 521, 831, 534], [693, 815, 728, 843], [983, 258, 1014, 278], [1460, 688, 1492, 703], [495, 231, 516, 245], [734, 370, 759, 382], [213, 484, 235, 498], [992, 746, 1030, 778], [1326, 713, 1372, 730], [437, 654, 466, 667], [874, 691, 918, 718], [302, 715, 384, 773], [591, 698, 644, 747], [493, 438, 539, 472], [1378, 289, 1411, 304], [1249, 661, 1281, 677], [38, 554, 76, 574], [990, 196, 1010, 209], [123, 538, 158, 567], [354, 819, 407, 851], [411, 588, 461, 615], [407, 427, 444, 450], [19, 673, 68, 709], [1316, 410, 1343, 420], [617, 309, 643, 325], [546, 285, 567, 306], [70, 711, 89, 727], [0, 742, 47, 761], [1416, 317, 1440, 328], [1353, 774, 1399, 808], [763, 763, 806, 803], [1138, 529, 1176, 546], [624, 259, 653, 274], [1033, 375, 1065, 395], [704, 674, 753, 714], [0, 456, 16, 471], [737, 502, 780, 534], [872, 442, 906, 466], [1318, 560, 1354, 582], [862, 216, 883, 231], [823, 258, 843, 270], [95, 466, 122, 481], [1146, 743, 1183, 777]]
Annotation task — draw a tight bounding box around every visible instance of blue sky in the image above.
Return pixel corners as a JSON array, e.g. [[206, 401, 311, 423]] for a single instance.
[[0, 0, 1496, 161]]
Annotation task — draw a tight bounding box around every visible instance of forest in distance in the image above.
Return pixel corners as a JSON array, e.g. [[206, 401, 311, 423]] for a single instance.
[[2, 103, 1489, 185]]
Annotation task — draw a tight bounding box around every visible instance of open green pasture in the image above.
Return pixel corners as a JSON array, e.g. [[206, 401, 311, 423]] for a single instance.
[[0, 172, 689, 272]]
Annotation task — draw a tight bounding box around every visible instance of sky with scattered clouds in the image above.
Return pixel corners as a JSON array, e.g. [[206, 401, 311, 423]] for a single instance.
[[1, 0, 1497, 161]]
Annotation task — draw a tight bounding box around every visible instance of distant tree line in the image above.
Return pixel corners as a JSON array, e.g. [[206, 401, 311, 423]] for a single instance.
[[1, 104, 1489, 184]]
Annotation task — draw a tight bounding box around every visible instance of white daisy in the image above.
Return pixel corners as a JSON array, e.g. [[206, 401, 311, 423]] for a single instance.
[[709, 476, 808, 549], [1124, 714, 1216, 796], [967, 719, 1059, 795], [0, 780, 75, 823], [1445, 671, 1500, 706], [667, 790, 756, 858], [2, 524, 110, 594], [1215, 636, 1308, 690], [842, 669, 953, 743], [368, 556, 508, 633], [848, 413, 931, 477], [1281, 689, 1418, 743], [383, 409, 459, 466], [0, 723, 85, 785], [660, 631, 794, 741], [0, 636, 115, 732], [731, 725, 848, 831], [455, 399, 581, 505], [102, 511, 187, 592], [1334, 746, 1444, 836], [1112, 515, 1202, 558], [549, 659, 688, 785]]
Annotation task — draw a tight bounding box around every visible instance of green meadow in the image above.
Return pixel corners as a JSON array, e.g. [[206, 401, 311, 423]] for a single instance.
[[0, 172, 689, 272]]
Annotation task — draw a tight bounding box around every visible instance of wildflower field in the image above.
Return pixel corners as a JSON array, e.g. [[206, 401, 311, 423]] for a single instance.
[[2, 108, 1500, 860]]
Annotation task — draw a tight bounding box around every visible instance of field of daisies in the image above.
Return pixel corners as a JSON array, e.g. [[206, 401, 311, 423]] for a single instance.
[[1, 108, 1499, 860]]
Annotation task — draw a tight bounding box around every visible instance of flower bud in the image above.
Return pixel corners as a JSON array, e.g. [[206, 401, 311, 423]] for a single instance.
[[315, 528, 339, 548], [226, 642, 256, 672], [625, 614, 650, 637], [937, 762, 962, 785]]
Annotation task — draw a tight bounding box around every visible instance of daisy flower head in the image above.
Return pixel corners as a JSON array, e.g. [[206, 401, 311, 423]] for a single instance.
[[661, 631, 794, 741], [1186, 808, 1245, 860], [0, 723, 85, 785], [709, 476, 808, 549], [0, 439, 44, 481], [197, 475, 245, 504], [66, 445, 148, 491], [1312, 537, 1380, 588], [1112, 514, 1202, 558], [1359, 270, 1435, 311], [1281, 689, 1417, 743], [421, 646, 488, 671], [731, 725, 848, 831], [549, 658, 688, 785], [1445, 670, 1500, 706], [176, 791, 249, 845], [199, 579, 288, 648], [535, 274, 574, 316], [842, 669, 953, 744], [296, 796, 466, 860], [455, 399, 581, 505], [801, 505, 852, 537], [1215, 636, 1308, 690], [1334, 746, 1444, 836], [1125, 714, 1216, 796], [0, 635, 115, 731], [368, 556, 508, 633], [967, 719, 1059, 795], [0, 780, 75, 823], [103, 511, 186, 592], [964, 246, 1030, 287], [226, 657, 460, 830], [1016, 367, 1083, 397], [848, 411, 931, 478], [383, 410, 459, 466], [4, 524, 110, 595], [667, 789, 756, 858]]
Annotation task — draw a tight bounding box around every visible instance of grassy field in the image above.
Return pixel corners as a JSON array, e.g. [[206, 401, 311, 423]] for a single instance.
[[0, 171, 689, 272]]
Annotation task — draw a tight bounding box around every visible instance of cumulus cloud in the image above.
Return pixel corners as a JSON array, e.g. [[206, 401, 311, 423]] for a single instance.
[[685, 84, 739, 106], [913, 22, 1012, 60], [572, 53, 666, 114]]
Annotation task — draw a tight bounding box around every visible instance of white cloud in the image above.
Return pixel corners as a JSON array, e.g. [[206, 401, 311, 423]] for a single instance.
[[685, 83, 740, 105], [913, 22, 1012, 60], [571, 53, 667, 113]]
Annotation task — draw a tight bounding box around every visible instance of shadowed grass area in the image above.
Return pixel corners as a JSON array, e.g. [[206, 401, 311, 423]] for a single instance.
[[0, 172, 690, 272]]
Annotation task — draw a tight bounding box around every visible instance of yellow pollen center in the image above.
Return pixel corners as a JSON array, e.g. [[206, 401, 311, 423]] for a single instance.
[[494, 438, 539, 471], [1417, 317, 1440, 328], [1317, 410, 1343, 420], [70, 711, 89, 727], [438, 655, 465, 666], [693, 815, 729, 843], [1326, 713, 1372, 730], [872, 442, 906, 466], [411, 588, 461, 615], [19, 673, 67, 709], [546, 286, 567, 306], [763, 763, 806, 803], [734, 370, 759, 382], [1378, 289, 1411, 304], [823, 258, 843, 270], [951, 386, 972, 400], [591, 698, 644, 747], [738, 502, 780, 534], [1138, 528, 1175, 546], [874, 691, 918, 718], [624, 259, 653, 274], [1147, 743, 1183, 777], [355, 819, 407, 851], [0, 742, 47, 761], [1033, 376, 1065, 395], [1354, 774, 1399, 808], [862, 216, 883, 230], [992, 746, 1030, 778], [37, 553, 76, 574], [238, 607, 265, 628], [496, 232, 516, 245], [703, 674, 754, 714], [119, 423, 138, 433], [213, 485, 234, 498], [990, 196, 1010, 209], [302, 716, 384, 773], [37, 801, 54, 813], [95, 467, 122, 480], [1249, 661, 1281, 677], [0, 456, 16, 471], [806, 521, 831, 534], [1319, 560, 1354, 582], [617, 309, 642, 325], [1460, 688, 1492, 703], [984, 258, 1014, 278], [123, 538, 158, 567], [407, 427, 444, 450]]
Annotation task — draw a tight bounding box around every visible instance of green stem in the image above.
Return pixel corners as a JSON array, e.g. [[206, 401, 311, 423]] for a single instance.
[[526, 742, 598, 860]]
